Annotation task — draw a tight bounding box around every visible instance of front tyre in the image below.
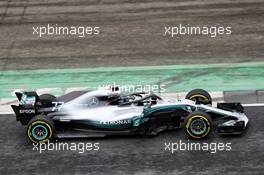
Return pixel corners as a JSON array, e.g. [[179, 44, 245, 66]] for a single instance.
[[27, 115, 55, 143], [185, 89, 212, 105], [184, 111, 212, 139]]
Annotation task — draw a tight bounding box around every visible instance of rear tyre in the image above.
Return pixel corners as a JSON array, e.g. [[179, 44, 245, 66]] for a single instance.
[[184, 111, 212, 139], [27, 115, 55, 143], [186, 89, 212, 105]]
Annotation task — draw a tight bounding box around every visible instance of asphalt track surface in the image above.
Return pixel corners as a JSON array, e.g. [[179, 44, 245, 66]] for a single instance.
[[1, 0, 264, 174], [0, 0, 264, 70], [0, 106, 263, 175]]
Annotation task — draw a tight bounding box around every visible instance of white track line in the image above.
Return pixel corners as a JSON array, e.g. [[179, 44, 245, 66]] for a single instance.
[[242, 103, 264, 107], [0, 112, 14, 115]]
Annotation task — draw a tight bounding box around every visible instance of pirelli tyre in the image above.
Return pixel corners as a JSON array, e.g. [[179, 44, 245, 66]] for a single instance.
[[184, 111, 212, 139], [185, 89, 212, 105], [27, 115, 55, 143]]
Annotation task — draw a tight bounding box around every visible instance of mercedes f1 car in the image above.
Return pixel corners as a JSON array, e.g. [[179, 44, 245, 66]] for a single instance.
[[11, 88, 249, 143]]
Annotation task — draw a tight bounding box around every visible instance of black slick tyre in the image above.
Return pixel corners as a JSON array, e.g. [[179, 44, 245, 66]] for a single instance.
[[27, 115, 55, 143], [184, 111, 212, 139], [186, 89, 212, 105]]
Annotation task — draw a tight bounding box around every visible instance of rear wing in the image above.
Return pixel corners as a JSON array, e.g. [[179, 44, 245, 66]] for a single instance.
[[15, 91, 39, 106], [11, 91, 39, 125]]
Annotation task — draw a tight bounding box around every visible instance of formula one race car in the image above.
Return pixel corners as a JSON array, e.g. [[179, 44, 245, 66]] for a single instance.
[[11, 88, 249, 143]]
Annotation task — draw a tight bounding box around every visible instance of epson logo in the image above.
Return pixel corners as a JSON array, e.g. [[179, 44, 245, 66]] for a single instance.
[[19, 109, 35, 114]]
